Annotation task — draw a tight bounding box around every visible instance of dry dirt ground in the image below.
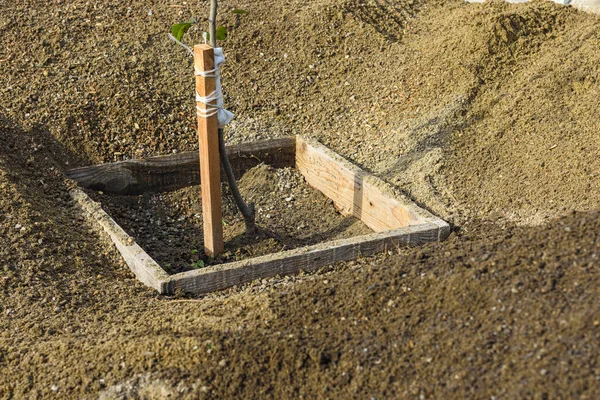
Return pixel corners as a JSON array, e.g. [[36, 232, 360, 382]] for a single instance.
[[1, 0, 600, 398]]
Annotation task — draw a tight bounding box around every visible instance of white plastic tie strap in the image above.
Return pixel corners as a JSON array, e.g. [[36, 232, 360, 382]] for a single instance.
[[194, 47, 234, 128]]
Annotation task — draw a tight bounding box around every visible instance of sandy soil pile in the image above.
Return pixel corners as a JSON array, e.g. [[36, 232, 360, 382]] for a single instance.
[[1, 0, 600, 398]]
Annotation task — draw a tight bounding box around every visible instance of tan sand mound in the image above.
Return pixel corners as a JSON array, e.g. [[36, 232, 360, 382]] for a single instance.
[[1, 0, 600, 398], [442, 1, 600, 224]]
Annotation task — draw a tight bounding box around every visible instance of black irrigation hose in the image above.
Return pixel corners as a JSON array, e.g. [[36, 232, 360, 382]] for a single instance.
[[218, 128, 256, 234]]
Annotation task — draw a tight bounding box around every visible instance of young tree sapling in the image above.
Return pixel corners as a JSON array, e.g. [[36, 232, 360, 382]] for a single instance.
[[170, 1, 256, 236]]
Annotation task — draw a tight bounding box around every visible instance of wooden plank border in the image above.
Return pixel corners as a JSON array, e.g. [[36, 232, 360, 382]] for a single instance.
[[168, 222, 447, 295], [71, 189, 171, 293], [296, 136, 444, 231], [70, 136, 450, 295], [66, 137, 296, 195]]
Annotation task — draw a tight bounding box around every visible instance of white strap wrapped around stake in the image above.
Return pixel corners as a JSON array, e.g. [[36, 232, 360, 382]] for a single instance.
[[195, 48, 234, 128]]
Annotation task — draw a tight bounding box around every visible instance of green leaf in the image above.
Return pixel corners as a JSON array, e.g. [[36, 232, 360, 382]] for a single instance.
[[216, 26, 227, 41], [232, 9, 248, 14], [171, 19, 197, 42], [191, 259, 205, 269], [190, 249, 199, 255]]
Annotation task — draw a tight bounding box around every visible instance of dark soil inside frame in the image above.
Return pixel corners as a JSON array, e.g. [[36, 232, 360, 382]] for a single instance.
[[89, 163, 372, 274]]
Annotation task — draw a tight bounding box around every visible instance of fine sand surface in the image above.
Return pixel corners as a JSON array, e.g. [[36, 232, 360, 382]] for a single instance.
[[1, 0, 599, 398]]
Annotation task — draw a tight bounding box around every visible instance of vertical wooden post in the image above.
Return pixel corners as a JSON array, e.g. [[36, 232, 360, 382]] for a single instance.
[[194, 44, 224, 257]]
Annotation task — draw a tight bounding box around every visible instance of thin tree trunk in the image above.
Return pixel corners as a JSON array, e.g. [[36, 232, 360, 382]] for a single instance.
[[209, 0, 256, 234], [208, 0, 217, 44]]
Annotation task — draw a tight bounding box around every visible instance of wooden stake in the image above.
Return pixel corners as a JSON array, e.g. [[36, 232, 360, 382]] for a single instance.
[[194, 44, 223, 257]]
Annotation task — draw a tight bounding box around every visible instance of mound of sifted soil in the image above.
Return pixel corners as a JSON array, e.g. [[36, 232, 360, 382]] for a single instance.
[[1, 0, 600, 398]]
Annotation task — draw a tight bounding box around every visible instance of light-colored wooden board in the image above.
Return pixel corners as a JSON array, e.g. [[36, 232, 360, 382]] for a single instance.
[[168, 222, 446, 295], [71, 189, 171, 293], [296, 136, 444, 232], [65, 137, 296, 195]]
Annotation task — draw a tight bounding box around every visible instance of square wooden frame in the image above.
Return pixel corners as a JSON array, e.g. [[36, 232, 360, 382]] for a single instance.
[[69, 136, 450, 295]]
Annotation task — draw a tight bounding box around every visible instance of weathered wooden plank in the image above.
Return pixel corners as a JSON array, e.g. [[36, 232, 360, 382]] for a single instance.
[[167, 223, 444, 295], [195, 44, 223, 257], [71, 189, 171, 293], [65, 137, 296, 195], [296, 136, 444, 232]]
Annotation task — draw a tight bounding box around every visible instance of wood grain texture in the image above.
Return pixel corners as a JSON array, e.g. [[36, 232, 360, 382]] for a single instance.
[[169, 223, 444, 295], [296, 136, 447, 232], [195, 44, 223, 257], [70, 189, 171, 293], [65, 137, 296, 195]]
